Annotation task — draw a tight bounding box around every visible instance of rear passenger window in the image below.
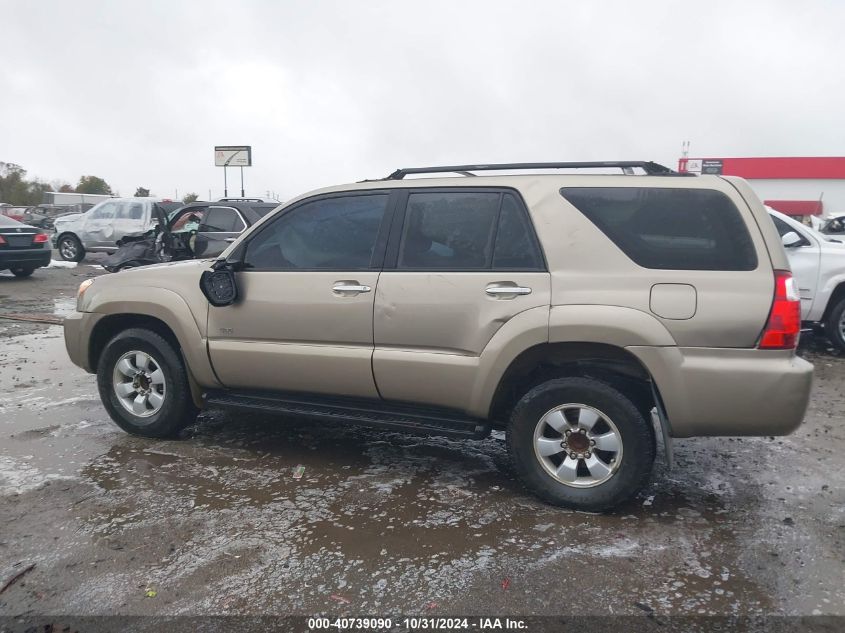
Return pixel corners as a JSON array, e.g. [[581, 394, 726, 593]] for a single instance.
[[117, 203, 144, 220], [399, 192, 500, 269], [201, 207, 245, 233], [560, 187, 757, 271], [493, 194, 543, 270]]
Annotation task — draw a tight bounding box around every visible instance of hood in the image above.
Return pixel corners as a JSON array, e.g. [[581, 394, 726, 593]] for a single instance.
[[820, 238, 845, 251], [78, 258, 215, 314], [118, 258, 214, 275], [53, 213, 84, 225]]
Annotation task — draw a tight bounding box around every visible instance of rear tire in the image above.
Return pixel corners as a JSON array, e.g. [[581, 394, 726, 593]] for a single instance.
[[824, 297, 845, 352], [11, 267, 35, 278], [96, 328, 198, 438], [58, 234, 85, 262], [507, 377, 655, 512]]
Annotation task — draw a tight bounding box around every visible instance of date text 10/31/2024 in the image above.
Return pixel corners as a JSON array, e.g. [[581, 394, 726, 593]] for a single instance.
[[307, 617, 528, 630]]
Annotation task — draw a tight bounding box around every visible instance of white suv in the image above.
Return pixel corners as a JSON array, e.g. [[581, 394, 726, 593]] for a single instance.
[[769, 208, 845, 351]]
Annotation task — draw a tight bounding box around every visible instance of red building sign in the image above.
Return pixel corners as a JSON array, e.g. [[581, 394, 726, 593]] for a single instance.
[[678, 157, 845, 216]]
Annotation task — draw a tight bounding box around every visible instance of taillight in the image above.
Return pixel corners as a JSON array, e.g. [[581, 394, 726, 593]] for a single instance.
[[33, 233, 49, 243], [0, 235, 5, 245], [759, 270, 801, 349]]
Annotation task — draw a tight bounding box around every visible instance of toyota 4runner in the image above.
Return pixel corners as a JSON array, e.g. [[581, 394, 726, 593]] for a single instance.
[[63, 161, 814, 511]]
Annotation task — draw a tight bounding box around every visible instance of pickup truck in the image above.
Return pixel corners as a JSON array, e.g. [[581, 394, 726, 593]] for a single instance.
[[769, 208, 845, 351]]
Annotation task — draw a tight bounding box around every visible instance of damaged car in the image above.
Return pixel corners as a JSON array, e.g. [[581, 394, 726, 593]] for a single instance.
[[102, 201, 278, 272]]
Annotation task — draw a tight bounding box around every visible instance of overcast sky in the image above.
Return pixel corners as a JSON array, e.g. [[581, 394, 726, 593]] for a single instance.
[[2, 0, 843, 201]]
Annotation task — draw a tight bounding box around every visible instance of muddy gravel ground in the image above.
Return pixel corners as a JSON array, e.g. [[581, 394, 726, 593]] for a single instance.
[[0, 262, 843, 631]]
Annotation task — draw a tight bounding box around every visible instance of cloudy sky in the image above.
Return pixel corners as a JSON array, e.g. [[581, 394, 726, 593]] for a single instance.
[[2, 0, 843, 201]]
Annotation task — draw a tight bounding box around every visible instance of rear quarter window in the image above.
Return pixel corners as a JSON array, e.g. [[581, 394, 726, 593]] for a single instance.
[[560, 187, 757, 271]]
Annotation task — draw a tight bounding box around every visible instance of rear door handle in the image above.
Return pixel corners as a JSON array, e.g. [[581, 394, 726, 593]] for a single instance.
[[486, 285, 532, 297], [333, 282, 372, 295], [224, 237, 237, 243]]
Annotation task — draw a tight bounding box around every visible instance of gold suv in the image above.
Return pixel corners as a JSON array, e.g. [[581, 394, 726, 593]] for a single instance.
[[64, 162, 814, 511]]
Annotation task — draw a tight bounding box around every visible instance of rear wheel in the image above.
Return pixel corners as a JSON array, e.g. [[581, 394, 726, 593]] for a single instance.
[[824, 297, 845, 352], [507, 377, 655, 512], [58, 234, 85, 262], [10, 267, 35, 278], [96, 328, 198, 438]]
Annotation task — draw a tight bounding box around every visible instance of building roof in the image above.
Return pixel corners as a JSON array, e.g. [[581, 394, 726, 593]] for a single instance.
[[679, 157, 845, 179], [764, 199, 823, 216]]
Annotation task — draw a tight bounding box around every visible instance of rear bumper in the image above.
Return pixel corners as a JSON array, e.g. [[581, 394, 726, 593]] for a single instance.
[[0, 248, 51, 269], [628, 346, 813, 438], [63, 311, 105, 373]]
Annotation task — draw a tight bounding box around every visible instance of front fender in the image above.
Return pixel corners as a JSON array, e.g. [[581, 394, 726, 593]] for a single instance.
[[812, 273, 845, 322], [85, 287, 218, 388]]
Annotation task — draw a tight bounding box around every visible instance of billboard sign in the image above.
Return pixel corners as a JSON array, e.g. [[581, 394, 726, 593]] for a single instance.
[[701, 159, 723, 175], [214, 146, 252, 167]]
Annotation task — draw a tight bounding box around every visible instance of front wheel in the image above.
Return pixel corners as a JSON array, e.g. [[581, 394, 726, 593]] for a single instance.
[[58, 234, 85, 262], [824, 297, 845, 352], [507, 377, 655, 512], [96, 328, 198, 438]]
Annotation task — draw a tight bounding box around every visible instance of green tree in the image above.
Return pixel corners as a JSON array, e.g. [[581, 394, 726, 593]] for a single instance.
[[0, 162, 27, 204], [182, 192, 199, 203], [134, 186, 150, 197], [0, 162, 52, 205], [76, 175, 113, 195], [58, 183, 75, 193]]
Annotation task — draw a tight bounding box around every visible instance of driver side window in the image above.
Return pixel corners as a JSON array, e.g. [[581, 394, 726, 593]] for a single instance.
[[244, 194, 389, 270], [89, 202, 117, 220]]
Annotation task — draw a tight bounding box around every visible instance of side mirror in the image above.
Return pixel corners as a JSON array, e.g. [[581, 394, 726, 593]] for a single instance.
[[200, 268, 238, 306], [781, 231, 803, 248]]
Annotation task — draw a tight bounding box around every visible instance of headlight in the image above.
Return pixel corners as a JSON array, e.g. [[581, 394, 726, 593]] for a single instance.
[[77, 278, 95, 311]]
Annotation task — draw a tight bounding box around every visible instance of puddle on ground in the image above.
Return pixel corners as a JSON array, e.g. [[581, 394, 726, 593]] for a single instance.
[[1, 328, 843, 616]]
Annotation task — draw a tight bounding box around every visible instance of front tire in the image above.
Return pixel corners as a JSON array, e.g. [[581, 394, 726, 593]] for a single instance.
[[824, 297, 845, 352], [58, 234, 85, 262], [507, 377, 655, 512], [11, 267, 35, 278], [96, 328, 198, 438]]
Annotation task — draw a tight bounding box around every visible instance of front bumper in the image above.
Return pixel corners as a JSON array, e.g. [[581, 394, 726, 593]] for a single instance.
[[0, 248, 51, 269], [63, 311, 105, 373], [629, 346, 814, 438]]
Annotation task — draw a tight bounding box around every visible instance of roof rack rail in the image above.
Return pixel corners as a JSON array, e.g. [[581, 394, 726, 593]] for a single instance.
[[384, 161, 685, 180]]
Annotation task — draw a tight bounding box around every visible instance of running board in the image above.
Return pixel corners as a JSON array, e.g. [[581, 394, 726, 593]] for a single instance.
[[204, 390, 492, 440]]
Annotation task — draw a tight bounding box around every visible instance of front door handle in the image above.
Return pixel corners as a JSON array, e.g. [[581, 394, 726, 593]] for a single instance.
[[333, 282, 372, 295], [224, 237, 237, 243], [486, 284, 532, 297]]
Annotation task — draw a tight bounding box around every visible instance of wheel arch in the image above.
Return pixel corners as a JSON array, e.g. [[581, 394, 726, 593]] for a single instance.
[[820, 279, 845, 323], [89, 314, 180, 372], [87, 306, 216, 407], [55, 230, 82, 245], [488, 341, 659, 427]]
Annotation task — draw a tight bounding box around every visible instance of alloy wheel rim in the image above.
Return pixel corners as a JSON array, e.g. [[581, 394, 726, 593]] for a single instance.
[[533, 403, 623, 488], [112, 350, 166, 421], [60, 239, 77, 259]]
